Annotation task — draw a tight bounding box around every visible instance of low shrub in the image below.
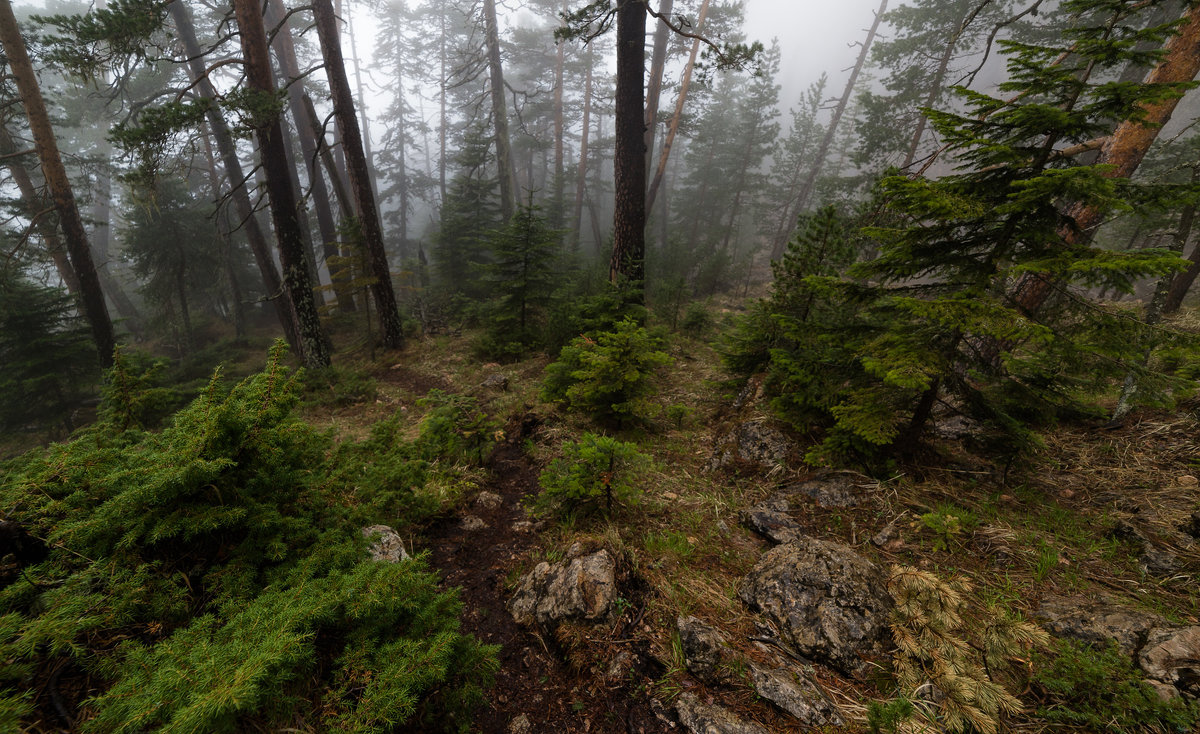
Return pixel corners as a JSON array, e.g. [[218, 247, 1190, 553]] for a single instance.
[[534, 433, 649, 518]]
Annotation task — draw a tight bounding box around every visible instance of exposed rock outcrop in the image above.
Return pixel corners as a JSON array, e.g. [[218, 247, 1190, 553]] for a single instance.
[[738, 538, 893, 677], [1035, 593, 1166, 657], [508, 549, 618, 630], [747, 662, 842, 728], [677, 616, 734, 685], [1139, 626, 1200, 698], [708, 420, 794, 472]]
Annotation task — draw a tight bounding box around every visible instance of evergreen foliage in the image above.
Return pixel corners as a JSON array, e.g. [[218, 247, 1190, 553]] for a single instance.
[[1031, 638, 1200, 733], [0, 345, 496, 731], [476, 200, 562, 360], [416, 389, 501, 466], [738, 0, 1198, 464], [542, 318, 672, 427], [534, 432, 648, 518], [883, 566, 1048, 734], [434, 128, 502, 306], [0, 269, 99, 433]]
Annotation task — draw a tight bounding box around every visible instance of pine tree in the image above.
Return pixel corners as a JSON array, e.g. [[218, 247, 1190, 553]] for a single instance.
[[478, 200, 561, 359]]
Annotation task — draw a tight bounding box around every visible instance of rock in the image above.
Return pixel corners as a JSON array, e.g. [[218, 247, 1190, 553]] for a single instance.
[[481, 373, 509, 391], [361, 525, 410, 563], [738, 538, 893, 678], [475, 491, 503, 510], [605, 650, 636, 681], [509, 549, 617, 630], [1181, 510, 1200, 540], [507, 713, 532, 734], [747, 663, 842, 727], [674, 693, 768, 734], [677, 616, 733, 685], [1112, 520, 1183, 576], [1036, 594, 1167, 657], [872, 520, 900, 548], [785, 472, 873, 508], [511, 520, 536, 533], [708, 420, 794, 472], [931, 414, 982, 441], [460, 515, 488, 531], [740, 507, 803, 545], [1177, 475, 1199, 488], [1147, 679, 1181, 702], [1139, 626, 1200, 698]]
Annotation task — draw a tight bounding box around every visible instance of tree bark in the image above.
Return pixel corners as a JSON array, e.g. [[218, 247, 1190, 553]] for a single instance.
[[344, 0, 381, 203], [483, 0, 518, 220], [201, 133, 248, 340], [170, 1, 300, 348], [609, 0, 647, 291], [266, 0, 350, 309], [772, 0, 888, 260], [233, 0, 330, 367], [644, 0, 673, 180], [572, 43, 594, 250], [0, 0, 115, 367], [313, 0, 406, 349], [553, 0, 567, 229], [1014, 1, 1200, 316], [645, 0, 709, 214]]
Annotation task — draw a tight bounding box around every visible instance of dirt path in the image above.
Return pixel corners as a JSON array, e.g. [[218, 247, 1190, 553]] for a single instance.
[[423, 426, 671, 734]]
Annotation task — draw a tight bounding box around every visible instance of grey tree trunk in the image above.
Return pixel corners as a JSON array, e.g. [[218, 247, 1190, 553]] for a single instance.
[[0, 0, 115, 366], [233, 0, 331, 367], [484, 0, 518, 220], [313, 0, 407, 349]]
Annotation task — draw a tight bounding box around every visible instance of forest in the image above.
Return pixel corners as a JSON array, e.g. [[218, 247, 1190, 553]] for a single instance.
[[2, 0, 1200, 731]]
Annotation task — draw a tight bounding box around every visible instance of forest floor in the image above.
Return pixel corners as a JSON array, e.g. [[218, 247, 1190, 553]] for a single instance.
[[7, 314, 1199, 732]]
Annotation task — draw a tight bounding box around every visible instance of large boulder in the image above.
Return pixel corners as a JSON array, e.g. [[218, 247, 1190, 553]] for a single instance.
[[1139, 626, 1200, 698], [508, 549, 617, 630], [738, 538, 893, 678], [708, 420, 794, 472], [674, 693, 768, 734], [1035, 593, 1167, 657], [784, 472, 874, 508]]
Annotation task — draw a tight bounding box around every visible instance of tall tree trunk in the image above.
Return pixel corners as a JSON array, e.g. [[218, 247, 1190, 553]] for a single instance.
[[609, 0, 647, 291], [645, 0, 709, 213], [313, 0, 406, 349], [88, 167, 143, 332], [343, 0, 381, 202], [201, 131, 248, 339], [0, 0, 115, 366], [552, 0, 567, 229], [266, 0, 350, 309], [233, 0, 330, 367], [438, 8, 448, 206], [276, 111, 327, 304], [170, 1, 299, 347], [572, 44, 594, 250], [772, 0, 888, 260], [1015, 1, 1200, 316], [644, 0, 673, 180], [483, 0, 518, 220], [902, 19, 959, 168]]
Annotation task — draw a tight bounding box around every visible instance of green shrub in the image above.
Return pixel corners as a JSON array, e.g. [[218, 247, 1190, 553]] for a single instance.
[[1032, 639, 1199, 733], [300, 364, 379, 409], [542, 318, 672, 427], [416, 390, 500, 465], [0, 344, 496, 732], [680, 302, 714, 337], [534, 433, 649, 518]]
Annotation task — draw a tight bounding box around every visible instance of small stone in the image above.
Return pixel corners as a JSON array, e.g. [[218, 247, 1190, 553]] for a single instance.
[[566, 541, 586, 558], [785, 471, 873, 508], [475, 491, 503, 510], [663, 492, 680, 500], [511, 520, 536, 533], [1059, 489, 1076, 499], [872, 520, 900, 548], [677, 616, 732, 685], [741, 506, 803, 544], [361, 525, 410, 563], [1177, 475, 1199, 487], [675, 693, 768, 734], [1139, 626, 1200, 698], [507, 713, 532, 734], [686, 536, 698, 545], [481, 373, 509, 391], [460, 515, 488, 531], [747, 663, 842, 727], [605, 650, 635, 680]]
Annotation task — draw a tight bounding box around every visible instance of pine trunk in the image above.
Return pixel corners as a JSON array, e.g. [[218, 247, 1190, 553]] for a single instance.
[[313, 0, 406, 349], [645, 0, 710, 214], [484, 0, 518, 220], [0, 0, 115, 367], [644, 0, 673, 180], [609, 0, 647, 291], [772, 0, 887, 260], [572, 44, 594, 250], [233, 0, 330, 367]]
